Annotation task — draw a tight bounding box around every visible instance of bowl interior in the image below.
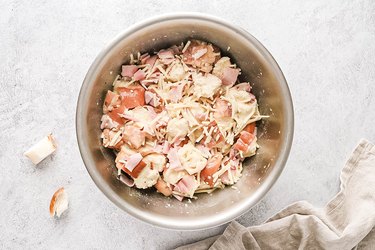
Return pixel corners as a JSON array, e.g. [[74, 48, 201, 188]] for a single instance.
[[77, 14, 293, 230]]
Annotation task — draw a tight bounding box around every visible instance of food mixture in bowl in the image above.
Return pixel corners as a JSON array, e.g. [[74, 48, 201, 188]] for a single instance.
[[100, 40, 264, 201]]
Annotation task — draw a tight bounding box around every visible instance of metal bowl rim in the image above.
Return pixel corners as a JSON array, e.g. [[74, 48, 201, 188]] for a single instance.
[[76, 12, 294, 230]]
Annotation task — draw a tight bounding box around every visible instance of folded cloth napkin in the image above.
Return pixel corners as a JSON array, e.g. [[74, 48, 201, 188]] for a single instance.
[[177, 140, 375, 250]]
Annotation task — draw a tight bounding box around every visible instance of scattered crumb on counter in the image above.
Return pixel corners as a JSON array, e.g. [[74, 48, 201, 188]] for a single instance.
[[49, 187, 69, 218]]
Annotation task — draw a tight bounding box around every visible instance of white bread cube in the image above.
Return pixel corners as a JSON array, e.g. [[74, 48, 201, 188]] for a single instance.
[[24, 134, 57, 165]]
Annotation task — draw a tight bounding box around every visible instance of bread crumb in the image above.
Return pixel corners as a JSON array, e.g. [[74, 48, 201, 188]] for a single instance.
[[49, 187, 69, 218]]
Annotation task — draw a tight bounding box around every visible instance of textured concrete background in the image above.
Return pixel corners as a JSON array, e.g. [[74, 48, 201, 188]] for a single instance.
[[1, 0, 375, 249]]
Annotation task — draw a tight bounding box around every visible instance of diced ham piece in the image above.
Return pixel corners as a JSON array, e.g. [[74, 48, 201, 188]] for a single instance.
[[123, 125, 146, 149], [117, 85, 145, 109], [124, 153, 143, 172], [174, 179, 190, 194], [158, 49, 174, 59], [221, 67, 240, 86], [233, 139, 248, 152], [243, 122, 256, 134], [121, 65, 138, 77], [239, 130, 253, 142], [214, 99, 232, 119], [145, 55, 158, 67], [145, 91, 153, 104], [233, 131, 255, 152], [167, 147, 182, 170], [145, 91, 161, 107], [249, 92, 256, 101], [173, 194, 184, 201], [174, 175, 198, 196], [235, 82, 252, 92], [163, 58, 175, 65], [170, 45, 182, 55], [122, 160, 146, 178], [200, 153, 223, 187], [140, 53, 150, 64], [158, 49, 175, 64], [115, 145, 136, 165], [133, 69, 146, 81]]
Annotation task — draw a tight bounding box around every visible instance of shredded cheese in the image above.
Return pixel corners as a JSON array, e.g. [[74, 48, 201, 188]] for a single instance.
[[182, 40, 191, 53]]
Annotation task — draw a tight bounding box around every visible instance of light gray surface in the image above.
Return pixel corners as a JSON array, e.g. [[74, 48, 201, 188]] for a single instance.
[[0, 0, 374, 249]]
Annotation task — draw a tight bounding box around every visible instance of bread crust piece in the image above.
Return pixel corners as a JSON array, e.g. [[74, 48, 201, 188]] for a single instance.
[[49, 187, 68, 217], [24, 134, 57, 165]]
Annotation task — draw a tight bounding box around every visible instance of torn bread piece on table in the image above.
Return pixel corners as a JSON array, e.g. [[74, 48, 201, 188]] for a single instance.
[[49, 187, 69, 218], [24, 134, 57, 165]]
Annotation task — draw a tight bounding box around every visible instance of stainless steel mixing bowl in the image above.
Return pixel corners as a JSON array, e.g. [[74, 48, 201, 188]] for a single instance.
[[76, 13, 293, 230]]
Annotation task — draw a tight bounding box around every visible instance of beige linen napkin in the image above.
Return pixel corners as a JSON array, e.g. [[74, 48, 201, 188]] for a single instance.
[[177, 140, 375, 250]]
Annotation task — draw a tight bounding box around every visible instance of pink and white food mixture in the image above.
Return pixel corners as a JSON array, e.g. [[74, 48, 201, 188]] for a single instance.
[[100, 40, 263, 201]]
